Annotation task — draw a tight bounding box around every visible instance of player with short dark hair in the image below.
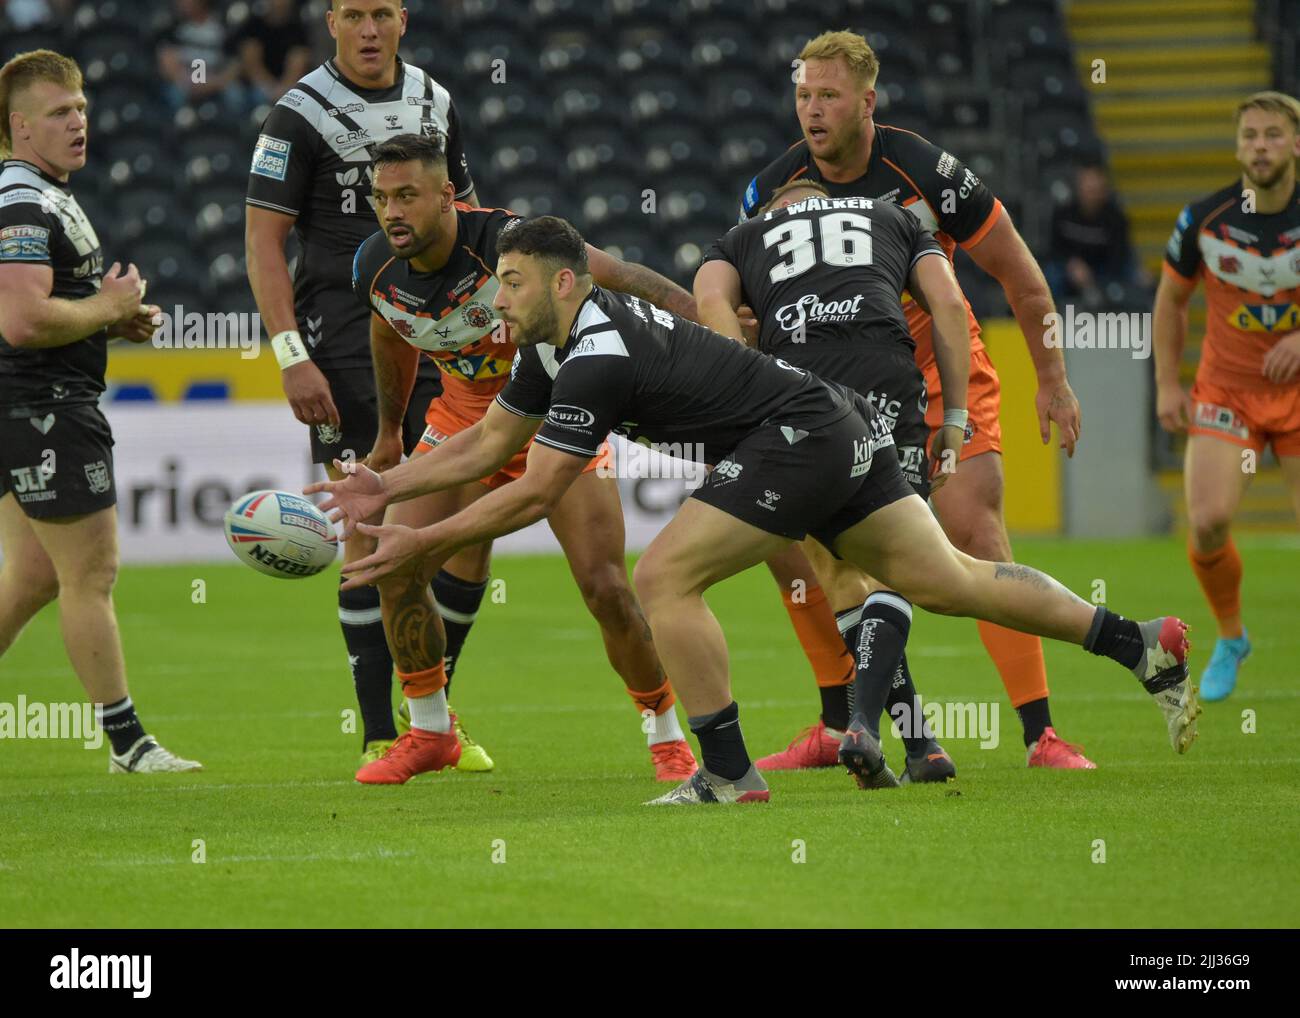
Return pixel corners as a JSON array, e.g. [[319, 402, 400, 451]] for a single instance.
[[244, 0, 493, 770], [0, 49, 199, 773], [738, 29, 1093, 770], [336, 134, 701, 783], [696, 179, 972, 784], [1154, 90, 1300, 701], [311, 215, 1200, 805]]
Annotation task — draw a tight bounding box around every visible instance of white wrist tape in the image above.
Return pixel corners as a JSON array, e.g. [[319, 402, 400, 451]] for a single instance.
[[943, 408, 969, 431], [271, 330, 311, 370]]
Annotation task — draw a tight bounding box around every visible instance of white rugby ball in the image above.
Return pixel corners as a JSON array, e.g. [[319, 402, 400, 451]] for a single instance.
[[223, 490, 338, 579]]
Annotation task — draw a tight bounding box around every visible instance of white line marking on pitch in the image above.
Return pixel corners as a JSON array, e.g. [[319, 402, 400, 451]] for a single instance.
[[76, 848, 419, 869]]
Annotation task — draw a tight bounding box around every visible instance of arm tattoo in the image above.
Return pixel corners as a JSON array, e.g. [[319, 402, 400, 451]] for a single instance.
[[610, 261, 699, 322]]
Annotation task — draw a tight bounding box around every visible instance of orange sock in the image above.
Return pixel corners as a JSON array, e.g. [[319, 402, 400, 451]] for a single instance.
[[1188, 538, 1243, 637], [396, 661, 448, 698], [626, 677, 676, 716], [976, 621, 1048, 708], [782, 586, 854, 688]]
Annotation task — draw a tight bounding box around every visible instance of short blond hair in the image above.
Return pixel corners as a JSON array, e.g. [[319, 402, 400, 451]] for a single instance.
[[1236, 90, 1300, 132], [797, 30, 880, 90], [762, 178, 830, 213], [0, 49, 83, 157]]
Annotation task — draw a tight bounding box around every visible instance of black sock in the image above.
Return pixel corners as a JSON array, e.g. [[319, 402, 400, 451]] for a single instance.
[[687, 701, 751, 781], [339, 583, 397, 744], [431, 569, 488, 699], [835, 607, 862, 717], [818, 685, 850, 733], [99, 696, 147, 756], [884, 653, 934, 757], [852, 592, 912, 741], [1083, 607, 1144, 670], [1017, 696, 1053, 747]]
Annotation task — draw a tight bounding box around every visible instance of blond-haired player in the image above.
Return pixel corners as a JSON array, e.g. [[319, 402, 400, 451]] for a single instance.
[[1155, 91, 1300, 701], [0, 50, 200, 772], [737, 30, 1092, 770]]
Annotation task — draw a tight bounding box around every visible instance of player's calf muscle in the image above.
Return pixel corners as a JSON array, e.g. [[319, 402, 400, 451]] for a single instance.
[[381, 579, 446, 673]]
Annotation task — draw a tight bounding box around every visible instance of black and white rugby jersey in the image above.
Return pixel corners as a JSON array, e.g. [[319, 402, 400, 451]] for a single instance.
[[0, 159, 106, 414], [246, 57, 474, 370], [497, 286, 856, 465]]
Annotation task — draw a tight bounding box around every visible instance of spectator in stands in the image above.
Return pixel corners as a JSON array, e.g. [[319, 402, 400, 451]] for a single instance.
[[156, 0, 241, 111], [1, 0, 72, 30], [232, 0, 313, 108], [1046, 161, 1147, 304]]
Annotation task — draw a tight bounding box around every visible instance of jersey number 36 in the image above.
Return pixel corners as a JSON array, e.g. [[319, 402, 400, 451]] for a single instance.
[[761, 212, 874, 283]]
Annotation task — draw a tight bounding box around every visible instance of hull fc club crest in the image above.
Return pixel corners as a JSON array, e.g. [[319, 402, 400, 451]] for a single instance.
[[84, 460, 111, 494]]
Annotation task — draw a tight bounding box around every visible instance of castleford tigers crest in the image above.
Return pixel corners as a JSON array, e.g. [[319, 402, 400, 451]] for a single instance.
[[461, 303, 493, 330], [390, 318, 417, 340]]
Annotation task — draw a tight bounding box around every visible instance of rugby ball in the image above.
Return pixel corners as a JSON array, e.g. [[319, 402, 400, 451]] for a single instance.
[[223, 490, 338, 579]]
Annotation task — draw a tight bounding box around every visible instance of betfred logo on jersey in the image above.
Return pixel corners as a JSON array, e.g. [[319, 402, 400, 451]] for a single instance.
[[251, 134, 291, 181], [775, 293, 866, 330]]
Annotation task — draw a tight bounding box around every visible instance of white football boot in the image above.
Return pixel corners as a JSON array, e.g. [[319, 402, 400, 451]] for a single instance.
[[109, 736, 203, 773]]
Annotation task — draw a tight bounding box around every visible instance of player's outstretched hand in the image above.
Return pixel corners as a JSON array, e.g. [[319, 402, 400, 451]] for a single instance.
[[304, 460, 388, 539], [282, 359, 341, 429], [929, 423, 964, 492], [1155, 381, 1193, 432], [364, 431, 404, 473], [1262, 330, 1300, 384], [339, 522, 426, 590], [111, 303, 163, 343], [1036, 379, 1081, 457]]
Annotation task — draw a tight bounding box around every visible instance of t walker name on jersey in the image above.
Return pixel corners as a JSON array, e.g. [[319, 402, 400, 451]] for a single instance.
[[0, 696, 102, 749], [1041, 306, 1152, 360], [150, 307, 262, 359]]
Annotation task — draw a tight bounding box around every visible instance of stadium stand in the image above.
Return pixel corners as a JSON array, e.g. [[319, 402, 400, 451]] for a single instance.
[[1, 0, 1110, 323]]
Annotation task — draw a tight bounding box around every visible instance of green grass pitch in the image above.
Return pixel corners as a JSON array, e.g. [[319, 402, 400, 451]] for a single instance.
[[2, 536, 1297, 928]]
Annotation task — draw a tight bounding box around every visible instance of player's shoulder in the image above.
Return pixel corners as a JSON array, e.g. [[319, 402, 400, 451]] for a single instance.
[[559, 289, 638, 361], [741, 140, 814, 217], [351, 230, 391, 289], [1176, 181, 1243, 230], [0, 162, 55, 210], [875, 123, 946, 164], [264, 63, 339, 127], [401, 60, 454, 104], [874, 123, 966, 193]]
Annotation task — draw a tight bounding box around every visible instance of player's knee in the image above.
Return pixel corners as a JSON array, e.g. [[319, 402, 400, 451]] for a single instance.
[[908, 555, 979, 617], [66, 557, 117, 598], [3, 559, 59, 610], [631, 554, 668, 612], [574, 563, 635, 626], [1187, 503, 1232, 549]]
